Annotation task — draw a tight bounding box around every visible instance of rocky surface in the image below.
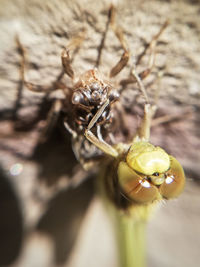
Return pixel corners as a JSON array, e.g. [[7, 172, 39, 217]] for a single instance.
[[0, 0, 200, 266]]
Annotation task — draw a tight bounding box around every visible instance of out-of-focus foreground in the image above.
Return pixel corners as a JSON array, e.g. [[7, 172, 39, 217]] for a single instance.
[[0, 0, 200, 267]]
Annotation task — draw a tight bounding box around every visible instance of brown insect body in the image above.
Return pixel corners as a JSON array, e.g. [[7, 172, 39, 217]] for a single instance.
[[68, 69, 119, 134], [60, 68, 120, 168]]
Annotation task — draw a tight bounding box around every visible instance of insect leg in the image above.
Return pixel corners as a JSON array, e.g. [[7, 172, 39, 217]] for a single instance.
[[61, 49, 75, 79], [114, 101, 130, 137], [120, 20, 169, 86], [39, 99, 63, 143], [24, 82, 51, 93], [133, 20, 169, 81], [85, 129, 118, 157], [136, 20, 169, 66], [13, 35, 26, 121], [130, 66, 149, 103], [16, 36, 51, 93], [61, 29, 86, 79], [109, 5, 130, 78], [95, 5, 112, 68], [16, 36, 25, 83], [64, 121, 77, 139], [152, 110, 192, 127], [133, 104, 157, 142], [84, 99, 118, 157], [87, 99, 110, 130]]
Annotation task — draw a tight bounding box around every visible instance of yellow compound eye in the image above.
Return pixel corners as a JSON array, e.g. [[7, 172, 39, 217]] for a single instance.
[[159, 156, 185, 199], [118, 162, 160, 204]]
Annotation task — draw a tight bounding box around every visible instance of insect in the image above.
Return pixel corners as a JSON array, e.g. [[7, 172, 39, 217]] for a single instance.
[[99, 101, 185, 210], [96, 96, 186, 267], [21, 5, 168, 170]]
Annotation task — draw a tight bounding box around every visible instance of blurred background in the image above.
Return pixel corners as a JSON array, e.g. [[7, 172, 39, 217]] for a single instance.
[[0, 0, 200, 266]]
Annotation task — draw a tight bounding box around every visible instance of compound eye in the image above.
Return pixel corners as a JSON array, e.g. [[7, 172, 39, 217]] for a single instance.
[[72, 91, 84, 105], [109, 89, 120, 102], [118, 162, 159, 204], [159, 156, 185, 199]]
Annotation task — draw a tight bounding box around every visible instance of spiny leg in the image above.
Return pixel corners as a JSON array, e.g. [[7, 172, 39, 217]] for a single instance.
[[133, 103, 157, 142], [109, 4, 130, 78], [136, 20, 169, 66], [61, 29, 86, 79], [110, 51, 130, 78], [132, 20, 169, 81], [131, 66, 149, 103], [16, 38, 72, 142], [61, 49, 75, 79], [129, 65, 157, 141], [16, 36, 25, 83], [85, 130, 119, 158], [84, 99, 118, 157], [130, 61, 178, 141], [95, 5, 112, 68], [16, 37, 64, 93], [87, 99, 110, 130], [119, 45, 156, 87], [24, 82, 52, 93], [134, 68, 191, 139], [114, 101, 130, 137], [14, 36, 26, 121], [22, 29, 86, 92], [39, 99, 63, 143], [97, 124, 104, 142], [23, 69, 65, 93], [130, 64, 158, 141], [15, 35, 61, 138], [119, 59, 150, 104], [152, 110, 192, 127], [151, 70, 192, 127], [95, 4, 129, 75], [64, 121, 78, 139], [30, 31, 87, 90], [120, 20, 169, 87]]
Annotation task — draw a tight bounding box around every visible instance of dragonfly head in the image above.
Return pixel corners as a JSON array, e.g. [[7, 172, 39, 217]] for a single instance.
[[118, 141, 185, 204]]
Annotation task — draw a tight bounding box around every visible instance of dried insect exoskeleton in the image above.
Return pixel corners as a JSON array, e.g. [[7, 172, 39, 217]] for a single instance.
[[61, 6, 169, 170], [20, 5, 168, 170]]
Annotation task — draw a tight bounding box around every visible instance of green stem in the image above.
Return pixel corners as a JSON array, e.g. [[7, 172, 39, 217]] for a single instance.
[[115, 212, 147, 267]]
